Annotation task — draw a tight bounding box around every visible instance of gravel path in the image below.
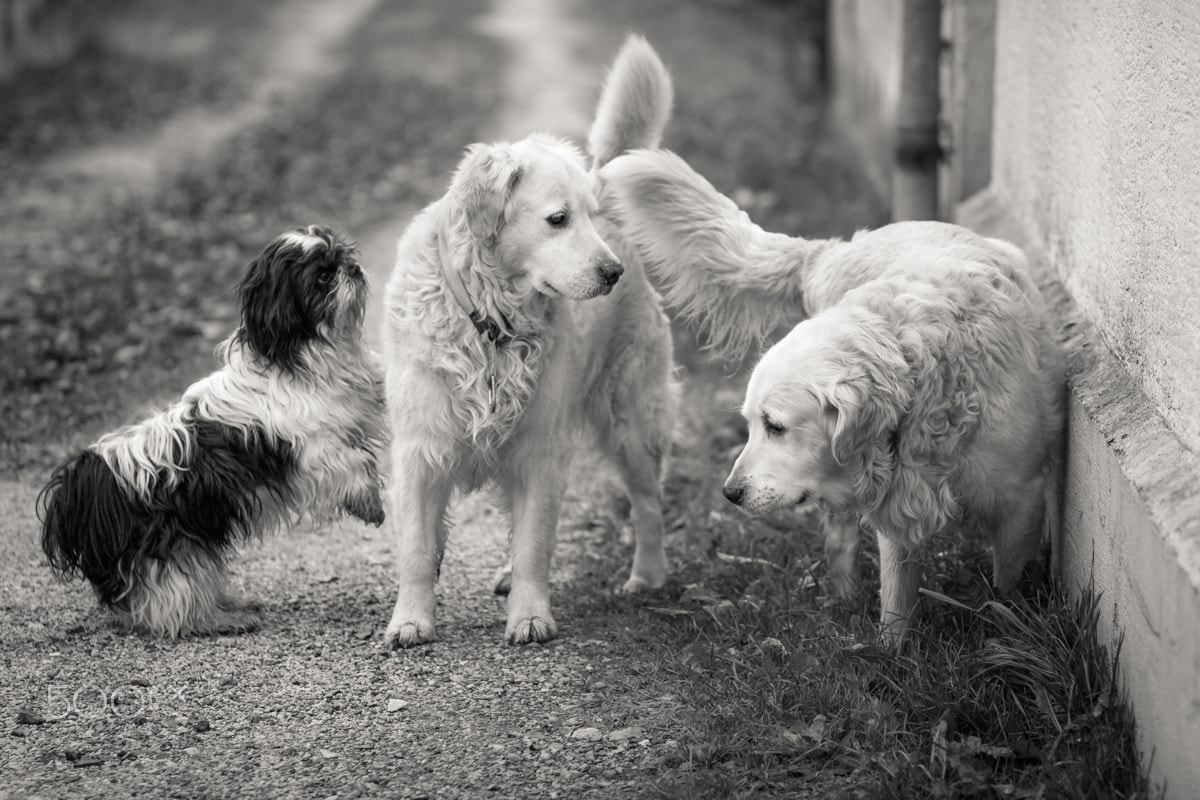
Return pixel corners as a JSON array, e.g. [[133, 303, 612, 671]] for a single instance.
[[1, 0, 882, 797]]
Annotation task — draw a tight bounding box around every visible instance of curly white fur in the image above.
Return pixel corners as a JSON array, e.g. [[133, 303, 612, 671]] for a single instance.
[[604, 148, 1065, 644]]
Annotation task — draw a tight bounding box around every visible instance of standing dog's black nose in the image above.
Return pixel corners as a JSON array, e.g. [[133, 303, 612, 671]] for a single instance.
[[723, 482, 745, 506], [598, 259, 624, 287]]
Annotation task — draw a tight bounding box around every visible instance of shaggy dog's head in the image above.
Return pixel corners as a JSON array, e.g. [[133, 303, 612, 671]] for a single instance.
[[236, 225, 367, 371], [450, 135, 623, 300], [723, 314, 898, 516]]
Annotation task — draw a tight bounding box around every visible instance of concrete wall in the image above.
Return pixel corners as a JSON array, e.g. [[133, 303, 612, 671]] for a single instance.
[[990, 0, 1200, 454], [830, 1, 1200, 796], [965, 4, 1200, 795]]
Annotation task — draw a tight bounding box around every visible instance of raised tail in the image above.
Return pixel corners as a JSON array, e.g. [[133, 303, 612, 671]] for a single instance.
[[588, 34, 673, 169], [601, 148, 828, 358]]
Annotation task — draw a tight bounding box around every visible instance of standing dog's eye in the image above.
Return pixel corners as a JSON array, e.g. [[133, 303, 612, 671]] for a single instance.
[[763, 415, 785, 437], [546, 211, 568, 228]]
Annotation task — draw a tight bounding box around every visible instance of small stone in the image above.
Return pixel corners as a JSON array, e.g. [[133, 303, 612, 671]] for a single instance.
[[219, 677, 237, 687], [571, 727, 603, 742], [386, 698, 407, 712], [11, 725, 31, 737], [193, 720, 211, 733], [129, 678, 152, 687], [16, 710, 45, 725], [355, 626, 375, 641], [605, 726, 644, 742], [74, 757, 103, 768], [63, 749, 82, 761], [320, 749, 338, 759]]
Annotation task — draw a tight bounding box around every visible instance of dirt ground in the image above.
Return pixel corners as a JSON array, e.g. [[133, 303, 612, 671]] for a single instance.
[[11, 0, 1136, 798]]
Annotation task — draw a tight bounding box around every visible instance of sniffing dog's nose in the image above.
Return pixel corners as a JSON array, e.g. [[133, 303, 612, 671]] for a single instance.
[[597, 259, 624, 287], [723, 482, 745, 506]]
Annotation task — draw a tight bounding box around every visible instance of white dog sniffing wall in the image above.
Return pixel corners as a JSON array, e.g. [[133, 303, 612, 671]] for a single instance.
[[380, 36, 679, 647], [602, 150, 1065, 644]]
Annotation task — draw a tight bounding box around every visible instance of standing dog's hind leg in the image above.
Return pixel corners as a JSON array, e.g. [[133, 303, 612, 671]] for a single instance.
[[614, 442, 668, 593]]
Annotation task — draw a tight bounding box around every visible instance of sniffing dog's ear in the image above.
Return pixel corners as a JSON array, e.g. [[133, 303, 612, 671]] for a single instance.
[[450, 143, 521, 248], [827, 375, 900, 468], [236, 239, 316, 372]]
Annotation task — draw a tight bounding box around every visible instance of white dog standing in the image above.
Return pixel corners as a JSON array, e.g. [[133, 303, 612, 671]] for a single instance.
[[380, 37, 678, 647], [602, 150, 1065, 643]]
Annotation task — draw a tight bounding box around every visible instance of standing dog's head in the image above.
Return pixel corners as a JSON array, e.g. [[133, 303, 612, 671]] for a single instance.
[[236, 225, 367, 371], [449, 135, 623, 300], [722, 317, 899, 516]]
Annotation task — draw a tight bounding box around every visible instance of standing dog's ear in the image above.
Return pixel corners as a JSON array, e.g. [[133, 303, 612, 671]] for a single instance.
[[450, 143, 521, 248]]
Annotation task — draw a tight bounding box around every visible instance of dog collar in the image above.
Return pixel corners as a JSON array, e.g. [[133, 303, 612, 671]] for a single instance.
[[436, 231, 512, 345]]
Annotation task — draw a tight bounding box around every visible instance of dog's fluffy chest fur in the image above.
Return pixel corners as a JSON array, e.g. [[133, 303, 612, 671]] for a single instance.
[[383, 230, 576, 474]]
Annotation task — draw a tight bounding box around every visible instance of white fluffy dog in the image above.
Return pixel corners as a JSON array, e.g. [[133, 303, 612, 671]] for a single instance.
[[602, 150, 1065, 643], [380, 37, 678, 647]]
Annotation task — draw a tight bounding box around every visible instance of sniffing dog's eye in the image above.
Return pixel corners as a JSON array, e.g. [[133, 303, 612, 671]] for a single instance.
[[763, 415, 785, 437], [546, 211, 568, 228], [317, 266, 337, 284]]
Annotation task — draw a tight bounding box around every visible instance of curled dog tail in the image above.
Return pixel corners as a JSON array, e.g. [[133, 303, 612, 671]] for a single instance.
[[588, 34, 673, 169], [602, 148, 833, 358]]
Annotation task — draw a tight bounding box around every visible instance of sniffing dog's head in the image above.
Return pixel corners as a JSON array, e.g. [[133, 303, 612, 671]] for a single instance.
[[236, 225, 366, 370], [450, 135, 622, 300], [723, 320, 888, 516]]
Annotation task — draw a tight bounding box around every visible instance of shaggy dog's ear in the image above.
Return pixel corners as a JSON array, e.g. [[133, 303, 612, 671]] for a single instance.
[[828, 376, 900, 468], [450, 144, 522, 248], [236, 239, 318, 372]]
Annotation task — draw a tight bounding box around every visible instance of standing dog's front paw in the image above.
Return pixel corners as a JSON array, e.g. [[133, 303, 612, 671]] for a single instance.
[[383, 617, 437, 649], [504, 587, 556, 645], [505, 614, 557, 646], [344, 488, 385, 527]]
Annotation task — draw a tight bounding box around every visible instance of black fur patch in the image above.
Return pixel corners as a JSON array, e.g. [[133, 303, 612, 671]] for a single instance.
[[234, 227, 359, 372], [39, 417, 296, 608]]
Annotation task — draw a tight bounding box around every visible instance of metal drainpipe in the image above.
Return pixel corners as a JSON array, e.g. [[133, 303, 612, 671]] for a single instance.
[[892, 0, 942, 221]]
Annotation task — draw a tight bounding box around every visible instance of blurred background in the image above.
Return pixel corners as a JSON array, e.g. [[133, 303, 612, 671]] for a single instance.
[[0, 0, 874, 474]]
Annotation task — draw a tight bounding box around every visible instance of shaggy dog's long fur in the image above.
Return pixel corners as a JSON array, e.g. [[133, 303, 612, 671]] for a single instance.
[[381, 36, 679, 647], [39, 227, 388, 637], [602, 150, 1065, 643]]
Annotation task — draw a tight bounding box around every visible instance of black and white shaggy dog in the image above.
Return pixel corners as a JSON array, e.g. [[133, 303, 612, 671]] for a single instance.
[[38, 225, 388, 638]]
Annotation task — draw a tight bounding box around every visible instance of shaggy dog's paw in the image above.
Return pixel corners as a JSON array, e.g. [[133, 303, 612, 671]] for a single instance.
[[505, 615, 557, 646], [384, 619, 437, 649], [491, 563, 513, 596], [209, 607, 263, 636], [345, 489, 385, 527]]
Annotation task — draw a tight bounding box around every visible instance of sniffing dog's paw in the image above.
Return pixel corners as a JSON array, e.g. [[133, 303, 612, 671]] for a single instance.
[[505, 615, 557, 646], [345, 489, 385, 527], [491, 563, 513, 596], [384, 619, 437, 649], [619, 568, 667, 594]]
